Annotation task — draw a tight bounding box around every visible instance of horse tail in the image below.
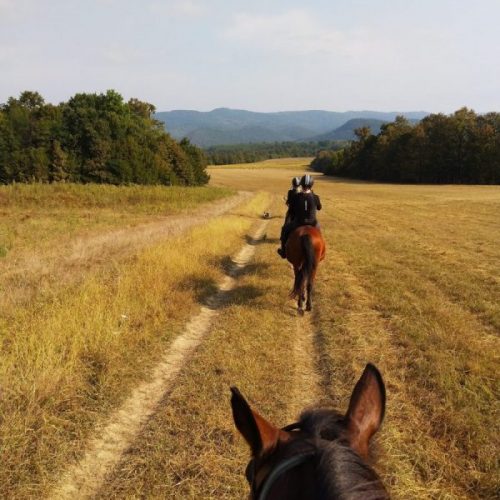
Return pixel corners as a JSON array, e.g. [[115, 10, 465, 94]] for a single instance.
[[301, 233, 316, 287], [291, 233, 316, 298]]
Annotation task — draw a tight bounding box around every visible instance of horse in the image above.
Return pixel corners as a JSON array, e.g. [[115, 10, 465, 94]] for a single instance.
[[285, 225, 326, 315], [231, 364, 388, 499]]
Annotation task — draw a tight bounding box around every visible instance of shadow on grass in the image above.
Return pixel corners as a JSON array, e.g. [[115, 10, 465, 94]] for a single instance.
[[214, 284, 265, 308], [181, 273, 266, 310], [177, 276, 220, 303], [260, 237, 280, 245], [215, 255, 271, 278], [244, 233, 268, 245]]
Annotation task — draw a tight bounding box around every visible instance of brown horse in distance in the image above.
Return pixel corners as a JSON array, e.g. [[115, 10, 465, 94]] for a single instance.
[[231, 363, 388, 499], [286, 225, 325, 315]]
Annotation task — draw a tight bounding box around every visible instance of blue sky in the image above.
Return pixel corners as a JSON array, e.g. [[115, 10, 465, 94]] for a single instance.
[[1, 0, 499, 112]]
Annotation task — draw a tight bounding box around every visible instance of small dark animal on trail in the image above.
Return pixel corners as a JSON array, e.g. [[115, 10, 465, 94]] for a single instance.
[[286, 225, 325, 315], [231, 364, 388, 500]]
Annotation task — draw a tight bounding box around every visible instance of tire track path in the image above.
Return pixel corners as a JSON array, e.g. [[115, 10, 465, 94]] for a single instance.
[[287, 313, 323, 421], [49, 219, 269, 500]]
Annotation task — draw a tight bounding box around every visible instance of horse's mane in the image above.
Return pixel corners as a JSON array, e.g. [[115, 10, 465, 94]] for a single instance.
[[296, 409, 389, 500]]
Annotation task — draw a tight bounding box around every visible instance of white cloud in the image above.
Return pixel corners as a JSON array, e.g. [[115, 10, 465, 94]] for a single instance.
[[224, 9, 382, 58], [149, 0, 206, 18]]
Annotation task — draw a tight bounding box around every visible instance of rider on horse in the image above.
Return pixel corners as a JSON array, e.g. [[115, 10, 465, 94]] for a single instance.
[[278, 174, 322, 258], [285, 176, 301, 224]]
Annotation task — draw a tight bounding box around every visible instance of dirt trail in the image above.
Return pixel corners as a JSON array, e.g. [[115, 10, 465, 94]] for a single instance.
[[287, 314, 322, 421], [48, 219, 269, 500], [1, 191, 251, 311]]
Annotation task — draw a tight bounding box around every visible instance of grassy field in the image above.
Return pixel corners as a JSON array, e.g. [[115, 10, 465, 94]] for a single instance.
[[208, 169, 500, 498], [0, 183, 266, 497], [2, 169, 499, 498], [208, 157, 312, 170], [0, 183, 237, 325], [0, 183, 232, 258]]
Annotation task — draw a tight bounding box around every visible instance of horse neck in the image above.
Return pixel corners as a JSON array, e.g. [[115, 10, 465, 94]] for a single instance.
[[265, 459, 318, 500], [265, 440, 388, 500]]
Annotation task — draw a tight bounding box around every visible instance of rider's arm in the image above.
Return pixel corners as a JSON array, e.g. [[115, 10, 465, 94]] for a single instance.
[[315, 194, 322, 211]]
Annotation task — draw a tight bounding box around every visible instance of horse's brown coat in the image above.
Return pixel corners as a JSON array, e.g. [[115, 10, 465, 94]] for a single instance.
[[286, 225, 326, 313]]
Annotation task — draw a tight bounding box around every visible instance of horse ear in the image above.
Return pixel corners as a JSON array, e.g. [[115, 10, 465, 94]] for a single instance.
[[345, 364, 386, 459], [230, 387, 280, 457]]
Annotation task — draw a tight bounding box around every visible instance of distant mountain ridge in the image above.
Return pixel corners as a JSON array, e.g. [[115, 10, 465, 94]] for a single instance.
[[155, 108, 429, 147], [310, 118, 389, 141]]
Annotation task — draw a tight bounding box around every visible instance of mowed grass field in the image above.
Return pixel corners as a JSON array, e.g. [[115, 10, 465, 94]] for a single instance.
[[204, 164, 499, 498], [208, 157, 312, 170], [1, 160, 499, 499]]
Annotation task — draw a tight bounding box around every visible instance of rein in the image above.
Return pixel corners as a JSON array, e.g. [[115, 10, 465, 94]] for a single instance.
[[256, 422, 316, 500], [257, 451, 316, 500]]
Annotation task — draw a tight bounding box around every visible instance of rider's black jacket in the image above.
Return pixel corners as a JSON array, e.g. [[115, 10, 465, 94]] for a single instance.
[[286, 189, 299, 206], [286, 189, 299, 221], [290, 191, 322, 225]]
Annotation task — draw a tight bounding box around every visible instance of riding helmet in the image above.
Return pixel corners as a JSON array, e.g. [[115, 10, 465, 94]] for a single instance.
[[301, 174, 314, 189], [292, 176, 301, 188]]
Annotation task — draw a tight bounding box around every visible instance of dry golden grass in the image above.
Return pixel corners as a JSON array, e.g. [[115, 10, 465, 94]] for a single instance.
[[208, 169, 500, 498], [96, 199, 323, 498], [0, 183, 233, 259], [208, 157, 312, 170], [0, 189, 269, 498], [310, 182, 499, 498], [3, 167, 499, 499], [0, 183, 240, 322]]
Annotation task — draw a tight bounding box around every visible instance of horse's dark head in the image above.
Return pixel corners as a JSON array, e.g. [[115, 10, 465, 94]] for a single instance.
[[231, 364, 388, 499]]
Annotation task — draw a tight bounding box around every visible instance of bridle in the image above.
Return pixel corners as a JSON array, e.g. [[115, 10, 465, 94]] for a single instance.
[[249, 423, 317, 500]]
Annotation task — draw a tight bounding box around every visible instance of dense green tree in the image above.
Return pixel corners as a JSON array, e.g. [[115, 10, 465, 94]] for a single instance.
[[205, 140, 346, 165], [0, 90, 209, 186], [311, 109, 500, 184]]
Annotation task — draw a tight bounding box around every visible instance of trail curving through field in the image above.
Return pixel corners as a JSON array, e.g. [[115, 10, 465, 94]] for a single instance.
[[49, 219, 269, 500]]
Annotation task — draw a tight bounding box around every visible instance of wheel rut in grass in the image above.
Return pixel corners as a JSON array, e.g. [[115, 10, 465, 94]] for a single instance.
[[49, 218, 269, 500], [287, 313, 323, 421]]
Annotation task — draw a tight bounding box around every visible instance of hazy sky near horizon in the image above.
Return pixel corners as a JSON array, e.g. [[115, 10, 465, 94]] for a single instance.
[[1, 0, 499, 112]]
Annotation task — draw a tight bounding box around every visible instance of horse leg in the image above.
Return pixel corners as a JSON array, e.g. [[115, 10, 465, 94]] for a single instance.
[[306, 268, 316, 312], [295, 266, 305, 316], [300, 281, 306, 311], [298, 293, 305, 315], [305, 281, 312, 311]]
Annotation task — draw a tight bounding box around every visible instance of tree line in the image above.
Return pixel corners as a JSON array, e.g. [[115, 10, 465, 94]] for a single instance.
[[0, 90, 209, 185], [311, 108, 500, 184], [205, 140, 346, 165]]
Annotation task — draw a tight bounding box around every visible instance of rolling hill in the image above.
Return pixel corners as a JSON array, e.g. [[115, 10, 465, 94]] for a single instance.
[[155, 108, 428, 146], [309, 118, 389, 141]]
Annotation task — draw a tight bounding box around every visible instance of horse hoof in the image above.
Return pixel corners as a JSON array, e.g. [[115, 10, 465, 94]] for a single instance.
[[298, 308, 305, 316], [306, 304, 312, 312]]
